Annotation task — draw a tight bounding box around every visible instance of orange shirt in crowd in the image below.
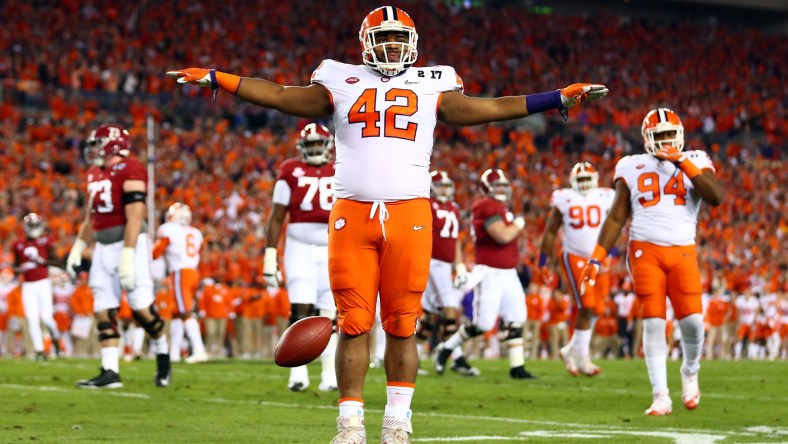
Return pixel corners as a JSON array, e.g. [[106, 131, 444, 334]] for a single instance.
[[526, 293, 544, 322], [199, 283, 233, 319], [242, 288, 265, 319], [118, 294, 133, 320], [263, 287, 290, 326], [7, 286, 23, 317], [70, 285, 94, 316], [706, 296, 729, 327], [547, 294, 570, 325], [155, 288, 175, 321]]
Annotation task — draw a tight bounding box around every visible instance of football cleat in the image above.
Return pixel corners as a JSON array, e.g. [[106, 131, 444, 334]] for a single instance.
[[509, 366, 538, 380], [76, 368, 123, 389], [288, 366, 310, 392], [450, 356, 481, 377], [680, 365, 700, 410], [645, 392, 673, 416], [433, 343, 453, 375], [381, 416, 412, 444], [184, 351, 209, 364], [579, 359, 602, 377], [558, 344, 580, 377], [330, 415, 366, 444]]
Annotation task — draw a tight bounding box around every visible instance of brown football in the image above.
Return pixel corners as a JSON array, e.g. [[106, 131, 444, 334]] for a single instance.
[[274, 316, 333, 367]]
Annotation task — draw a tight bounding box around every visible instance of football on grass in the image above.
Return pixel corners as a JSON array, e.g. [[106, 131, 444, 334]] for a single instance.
[[274, 316, 333, 367]]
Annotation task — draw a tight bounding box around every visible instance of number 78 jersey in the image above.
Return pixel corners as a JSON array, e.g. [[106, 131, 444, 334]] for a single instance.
[[311, 60, 463, 202], [550, 187, 615, 258], [614, 150, 715, 246]]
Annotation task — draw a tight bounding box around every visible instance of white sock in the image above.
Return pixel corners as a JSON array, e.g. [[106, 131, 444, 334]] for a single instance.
[[321, 333, 337, 379], [450, 346, 465, 359], [678, 314, 704, 374], [339, 399, 364, 419], [131, 327, 145, 353], [184, 318, 206, 354], [152, 334, 168, 355], [289, 365, 308, 385], [572, 328, 592, 361], [443, 328, 465, 351], [643, 317, 668, 394], [385, 384, 414, 421], [375, 322, 386, 362], [170, 319, 184, 358], [505, 338, 525, 368], [101, 346, 120, 373]]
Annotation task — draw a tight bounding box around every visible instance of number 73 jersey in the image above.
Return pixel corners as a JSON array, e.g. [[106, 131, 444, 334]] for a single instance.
[[550, 187, 615, 258], [614, 150, 715, 247], [311, 60, 463, 202]]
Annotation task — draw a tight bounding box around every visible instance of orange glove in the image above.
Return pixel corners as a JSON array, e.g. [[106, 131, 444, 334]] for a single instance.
[[166, 68, 242, 98], [655, 146, 702, 179], [560, 83, 609, 108], [579, 244, 607, 295]]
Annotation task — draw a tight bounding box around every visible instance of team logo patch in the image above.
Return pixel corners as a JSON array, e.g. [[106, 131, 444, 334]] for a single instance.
[[634, 249, 643, 258], [334, 217, 347, 231], [346, 77, 359, 84], [636, 164, 645, 169], [576, 260, 585, 268], [292, 167, 305, 177], [381, 76, 390, 83]]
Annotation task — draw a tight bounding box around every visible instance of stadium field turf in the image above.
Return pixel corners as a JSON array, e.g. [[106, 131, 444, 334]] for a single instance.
[[1, 357, 785, 443]]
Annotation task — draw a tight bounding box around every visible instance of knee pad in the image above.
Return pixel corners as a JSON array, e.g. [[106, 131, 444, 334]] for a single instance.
[[415, 312, 437, 341], [132, 304, 164, 338], [460, 320, 484, 340], [97, 309, 120, 341], [503, 323, 524, 341], [441, 317, 458, 341]]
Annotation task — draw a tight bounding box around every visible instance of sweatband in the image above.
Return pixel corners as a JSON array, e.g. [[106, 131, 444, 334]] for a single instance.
[[525, 90, 563, 115]]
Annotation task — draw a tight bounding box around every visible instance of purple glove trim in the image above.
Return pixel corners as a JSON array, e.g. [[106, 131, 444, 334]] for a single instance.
[[525, 90, 563, 115]]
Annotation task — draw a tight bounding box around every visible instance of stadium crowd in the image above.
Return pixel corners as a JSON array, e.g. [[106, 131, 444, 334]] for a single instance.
[[0, 1, 785, 362]]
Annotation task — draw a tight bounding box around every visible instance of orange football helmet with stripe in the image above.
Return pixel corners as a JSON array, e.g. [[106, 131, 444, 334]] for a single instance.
[[641, 108, 684, 155], [359, 6, 418, 77], [569, 162, 599, 195]]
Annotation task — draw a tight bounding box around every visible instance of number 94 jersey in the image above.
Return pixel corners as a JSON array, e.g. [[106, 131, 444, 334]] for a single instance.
[[614, 150, 715, 246], [550, 187, 614, 258]]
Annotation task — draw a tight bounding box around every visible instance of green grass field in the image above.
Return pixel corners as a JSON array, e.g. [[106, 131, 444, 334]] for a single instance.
[[0, 357, 785, 443]]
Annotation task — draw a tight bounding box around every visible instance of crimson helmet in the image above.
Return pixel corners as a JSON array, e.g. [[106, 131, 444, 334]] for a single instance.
[[296, 123, 333, 165], [569, 162, 599, 195], [641, 108, 684, 155], [359, 6, 418, 77], [166, 203, 192, 225], [430, 170, 455, 203], [23, 213, 45, 239], [480, 168, 512, 203], [85, 124, 131, 167]]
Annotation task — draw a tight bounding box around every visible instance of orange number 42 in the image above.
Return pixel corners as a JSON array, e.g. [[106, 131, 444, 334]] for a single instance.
[[348, 88, 418, 141]]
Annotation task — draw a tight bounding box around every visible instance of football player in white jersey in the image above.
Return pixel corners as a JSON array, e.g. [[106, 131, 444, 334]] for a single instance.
[[580, 108, 723, 416], [169, 6, 608, 442], [539, 162, 614, 377], [153, 203, 208, 364], [263, 123, 338, 393]]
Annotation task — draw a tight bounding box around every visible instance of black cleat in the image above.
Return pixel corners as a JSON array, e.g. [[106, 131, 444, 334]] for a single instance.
[[451, 356, 481, 377], [76, 368, 123, 389], [155, 353, 171, 387], [509, 365, 538, 380], [433, 343, 453, 375]]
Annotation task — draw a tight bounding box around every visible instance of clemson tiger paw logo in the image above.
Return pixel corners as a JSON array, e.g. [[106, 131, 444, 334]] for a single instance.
[[334, 217, 347, 231]]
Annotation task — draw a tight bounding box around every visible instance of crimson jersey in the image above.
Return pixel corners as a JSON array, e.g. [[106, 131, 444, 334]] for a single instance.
[[430, 198, 460, 263], [12, 236, 52, 282], [87, 158, 147, 231], [276, 158, 335, 223], [472, 197, 519, 269]]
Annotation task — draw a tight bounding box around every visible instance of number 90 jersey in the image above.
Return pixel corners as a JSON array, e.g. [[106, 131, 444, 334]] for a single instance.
[[550, 187, 614, 258], [311, 60, 463, 202], [614, 150, 715, 246], [87, 158, 148, 231]]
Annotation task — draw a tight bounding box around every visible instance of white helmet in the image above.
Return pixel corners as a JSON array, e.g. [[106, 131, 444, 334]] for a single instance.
[[166, 203, 192, 225], [296, 123, 333, 165], [23, 213, 45, 239], [569, 162, 599, 195]]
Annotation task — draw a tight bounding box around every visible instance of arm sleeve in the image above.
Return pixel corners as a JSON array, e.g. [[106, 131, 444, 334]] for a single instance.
[[272, 180, 292, 206]]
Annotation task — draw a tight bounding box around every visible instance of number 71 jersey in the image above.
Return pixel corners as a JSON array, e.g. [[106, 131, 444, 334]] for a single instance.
[[550, 187, 615, 258], [311, 60, 463, 202], [614, 150, 715, 246]]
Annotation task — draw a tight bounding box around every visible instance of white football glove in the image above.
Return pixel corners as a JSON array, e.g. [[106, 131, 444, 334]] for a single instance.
[[513, 215, 526, 230], [263, 247, 282, 288], [118, 247, 136, 291], [66, 239, 87, 279], [453, 263, 469, 289]]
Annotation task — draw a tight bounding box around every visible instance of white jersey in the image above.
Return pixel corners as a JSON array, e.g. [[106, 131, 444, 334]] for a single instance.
[[550, 187, 615, 257], [735, 295, 760, 325], [311, 60, 463, 201], [156, 222, 203, 271], [53, 282, 75, 313], [0, 282, 14, 313], [614, 151, 715, 246]]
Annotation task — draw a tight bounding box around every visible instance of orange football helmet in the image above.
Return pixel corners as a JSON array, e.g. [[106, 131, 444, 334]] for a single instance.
[[569, 162, 599, 195], [430, 170, 455, 203], [641, 108, 684, 155], [359, 6, 418, 77]]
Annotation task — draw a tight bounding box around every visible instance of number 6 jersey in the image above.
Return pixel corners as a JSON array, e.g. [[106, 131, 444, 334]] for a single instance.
[[614, 150, 715, 246], [311, 60, 463, 202]]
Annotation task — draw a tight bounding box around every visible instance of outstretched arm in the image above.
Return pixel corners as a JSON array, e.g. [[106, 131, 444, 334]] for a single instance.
[[167, 68, 332, 118]]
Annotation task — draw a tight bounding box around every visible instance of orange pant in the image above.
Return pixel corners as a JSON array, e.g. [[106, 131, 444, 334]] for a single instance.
[[328, 198, 432, 337], [171, 268, 200, 316], [627, 240, 702, 320], [561, 251, 607, 316]]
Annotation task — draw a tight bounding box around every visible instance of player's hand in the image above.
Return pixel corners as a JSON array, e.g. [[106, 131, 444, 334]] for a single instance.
[[513, 215, 526, 230], [66, 239, 87, 279], [166, 68, 216, 88], [655, 146, 687, 163], [263, 247, 282, 288], [579, 258, 601, 295], [560, 83, 609, 108], [453, 263, 469, 289], [118, 247, 136, 292]]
